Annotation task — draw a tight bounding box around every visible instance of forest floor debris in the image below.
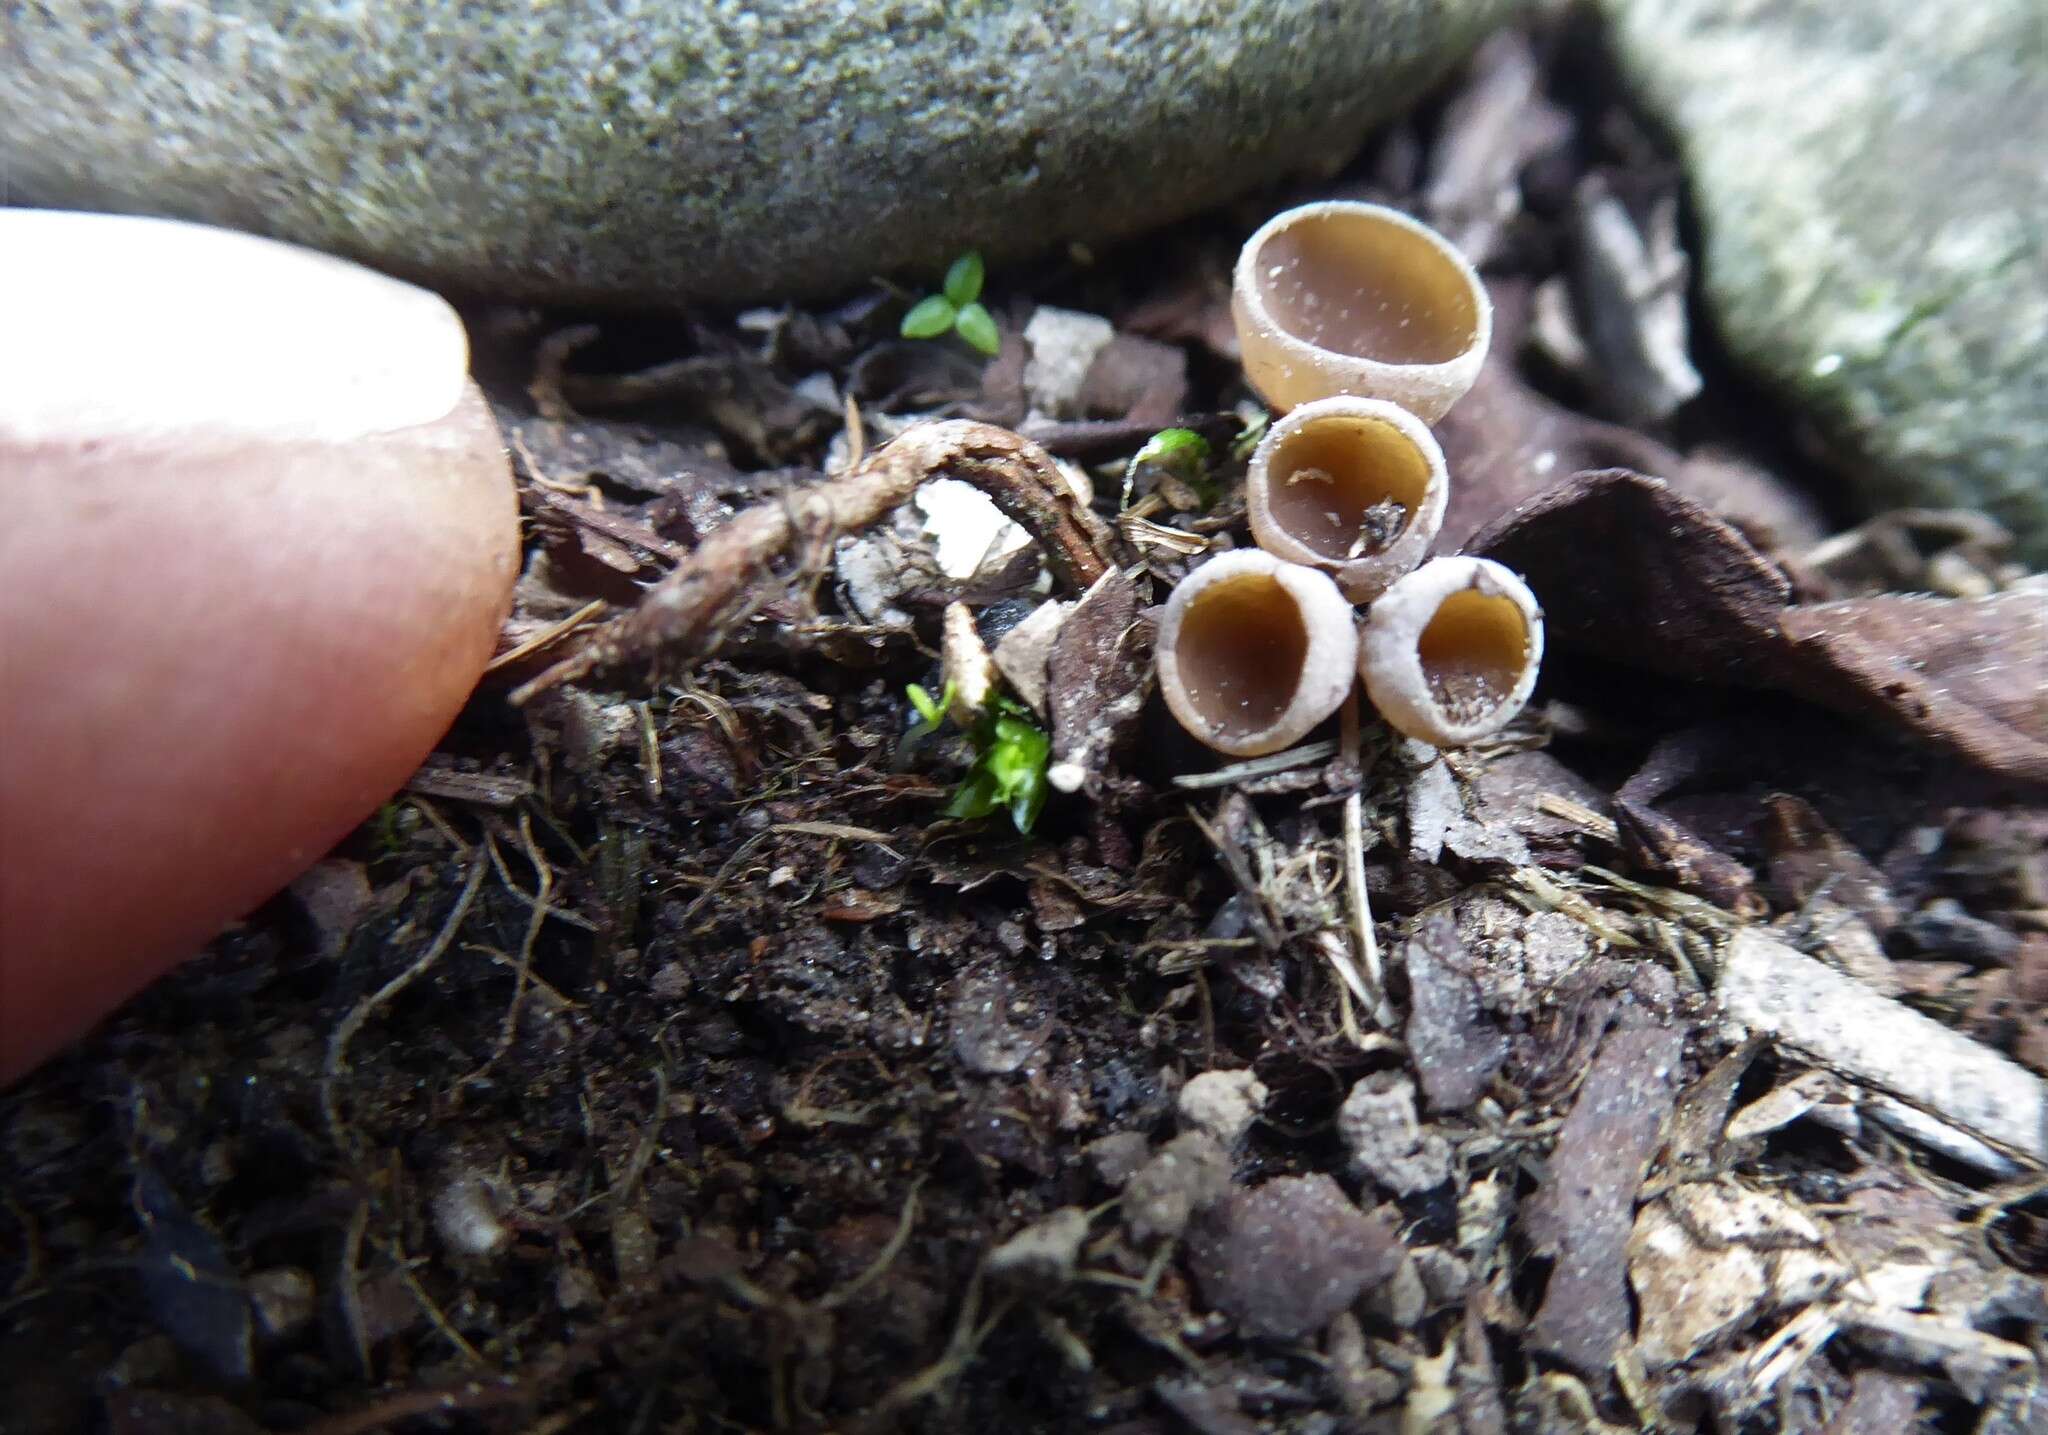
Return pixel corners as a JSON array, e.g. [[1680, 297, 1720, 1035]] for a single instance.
[[4, 15, 2044, 1435]]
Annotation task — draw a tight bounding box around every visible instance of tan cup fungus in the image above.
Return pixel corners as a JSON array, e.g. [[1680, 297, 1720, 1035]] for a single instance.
[[1156, 550, 1359, 757], [0, 210, 519, 1081], [1360, 557, 1543, 748], [1246, 396, 1449, 601], [1232, 201, 1491, 422]]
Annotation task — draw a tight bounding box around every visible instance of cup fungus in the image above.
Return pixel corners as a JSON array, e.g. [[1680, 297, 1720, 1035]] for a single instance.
[[1156, 550, 1358, 757], [1246, 396, 1448, 601], [1232, 200, 1491, 422], [0, 210, 518, 1082], [1360, 557, 1543, 748]]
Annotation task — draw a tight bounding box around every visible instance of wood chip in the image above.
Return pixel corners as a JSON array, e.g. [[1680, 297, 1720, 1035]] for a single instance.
[[1716, 928, 2048, 1167]]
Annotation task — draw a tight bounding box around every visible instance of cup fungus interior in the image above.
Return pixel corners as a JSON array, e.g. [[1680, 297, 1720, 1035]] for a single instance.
[[1415, 588, 1530, 726], [1176, 573, 1309, 742], [1265, 414, 1432, 560], [1256, 209, 1480, 367]]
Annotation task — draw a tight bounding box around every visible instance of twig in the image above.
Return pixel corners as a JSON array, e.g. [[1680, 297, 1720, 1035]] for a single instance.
[[528, 324, 600, 421], [485, 598, 609, 673], [510, 420, 1117, 703], [526, 483, 689, 562], [1171, 739, 1337, 790], [635, 700, 663, 801], [1339, 696, 1394, 1032], [772, 820, 904, 856], [390, 1245, 490, 1368], [840, 390, 867, 471], [1717, 928, 2048, 1168]]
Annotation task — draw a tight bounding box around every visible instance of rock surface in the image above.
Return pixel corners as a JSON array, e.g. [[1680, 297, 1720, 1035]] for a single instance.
[[3, 1, 1509, 306], [1602, 0, 2048, 560]]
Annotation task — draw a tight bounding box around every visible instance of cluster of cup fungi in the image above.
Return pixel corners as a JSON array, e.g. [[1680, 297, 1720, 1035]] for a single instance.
[[1157, 201, 1544, 757]]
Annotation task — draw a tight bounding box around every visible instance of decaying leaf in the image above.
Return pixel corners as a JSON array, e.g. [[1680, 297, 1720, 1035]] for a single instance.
[[1614, 796, 1768, 919], [1045, 568, 1151, 793], [990, 598, 1071, 718], [1761, 793, 1902, 933], [1407, 747, 1534, 867], [1402, 912, 1508, 1112], [1521, 988, 1684, 1372], [1778, 592, 2048, 783], [1628, 1183, 1844, 1368], [1472, 469, 2048, 782], [1531, 176, 1702, 424], [1422, 30, 1572, 265], [1435, 283, 1824, 554]]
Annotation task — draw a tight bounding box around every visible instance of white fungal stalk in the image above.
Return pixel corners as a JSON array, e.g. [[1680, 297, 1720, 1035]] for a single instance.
[[1232, 200, 1491, 422], [1360, 557, 1543, 747], [1246, 396, 1449, 601], [1157, 550, 1359, 757]]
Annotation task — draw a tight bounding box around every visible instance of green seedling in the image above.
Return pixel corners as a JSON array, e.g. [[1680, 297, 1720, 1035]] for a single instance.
[[900, 251, 1001, 357], [905, 680, 956, 741], [1121, 426, 1216, 510], [1230, 410, 1270, 462], [904, 683, 1050, 835], [367, 798, 413, 858]]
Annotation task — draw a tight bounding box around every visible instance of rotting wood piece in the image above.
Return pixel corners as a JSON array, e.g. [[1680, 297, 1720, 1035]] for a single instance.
[[1717, 928, 2048, 1168], [512, 420, 1117, 702]]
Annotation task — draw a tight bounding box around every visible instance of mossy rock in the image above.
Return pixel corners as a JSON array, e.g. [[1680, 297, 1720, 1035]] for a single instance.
[[2, 1, 1510, 306], [1603, 0, 2048, 561]]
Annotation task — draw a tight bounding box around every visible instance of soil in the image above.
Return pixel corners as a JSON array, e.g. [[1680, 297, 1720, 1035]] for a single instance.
[[4, 16, 2044, 1435]]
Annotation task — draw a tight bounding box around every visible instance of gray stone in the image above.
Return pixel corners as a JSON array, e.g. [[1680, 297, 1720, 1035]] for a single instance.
[[1336, 1071, 1452, 1196], [1176, 1068, 1268, 1150], [1124, 1130, 1232, 1244], [3, 2, 1511, 306], [1602, 0, 2048, 560], [1186, 1175, 1402, 1339]]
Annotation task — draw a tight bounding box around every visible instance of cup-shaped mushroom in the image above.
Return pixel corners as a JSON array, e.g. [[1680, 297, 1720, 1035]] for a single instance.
[[1157, 550, 1358, 758], [1232, 201, 1490, 422], [1246, 396, 1448, 601], [1361, 557, 1543, 747]]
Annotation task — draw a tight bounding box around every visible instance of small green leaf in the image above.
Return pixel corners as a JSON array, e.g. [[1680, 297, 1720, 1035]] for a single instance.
[[953, 302, 1000, 357], [370, 801, 405, 856], [945, 768, 1002, 821], [906, 683, 946, 727], [1135, 427, 1211, 473], [1230, 410, 1270, 462], [1008, 765, 1047, 834], [1124, 426, 1216, 509], [943, 250, 985, 307], [923, 687, 1048, 833], [989, 715, 1049, 773], [901, 294, 957, 339]]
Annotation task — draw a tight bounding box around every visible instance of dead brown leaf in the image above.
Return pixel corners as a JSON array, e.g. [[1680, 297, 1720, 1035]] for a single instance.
[[1471, 469, 2048, 783], [1521, 984, 1684, 1372], [1046, 568, 1152, 794]]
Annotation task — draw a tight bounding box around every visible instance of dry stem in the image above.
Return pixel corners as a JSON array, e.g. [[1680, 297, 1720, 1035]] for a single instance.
[[511, 420, 1116, 703]]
